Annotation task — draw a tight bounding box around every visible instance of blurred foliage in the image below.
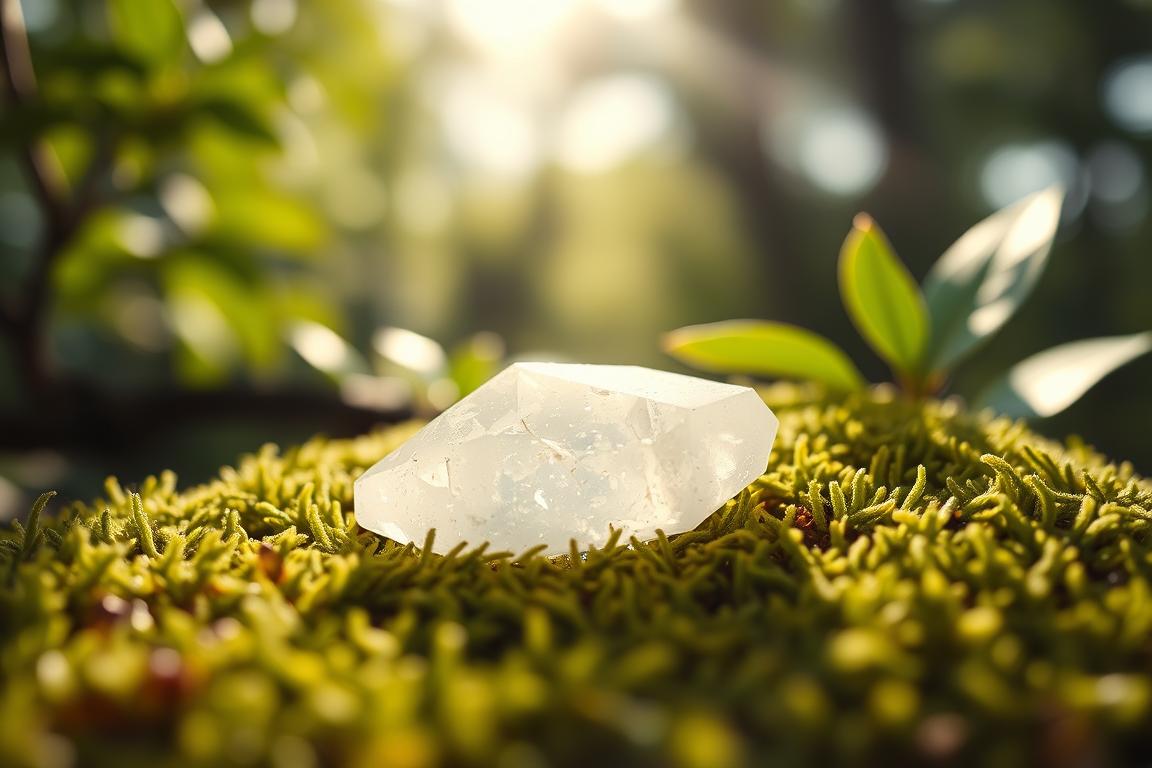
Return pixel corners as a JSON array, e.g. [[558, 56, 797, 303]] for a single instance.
[[3, 386, 1152, 765], [1, 0, 401, 390]]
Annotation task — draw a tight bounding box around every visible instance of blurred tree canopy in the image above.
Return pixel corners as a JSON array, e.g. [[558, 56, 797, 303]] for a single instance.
[[1, 0, 1151, 513], [1, 0, 400, 389]]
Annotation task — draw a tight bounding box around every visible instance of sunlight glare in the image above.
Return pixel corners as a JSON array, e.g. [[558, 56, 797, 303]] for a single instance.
[[979, 141, 1077, 210], [590, 0, 677, 22], [250, 0, 297, 36], [373, 328, 446, 374], [447, 0, 579, 57], [290, 322, 356, 374], [117, 214, 166, 259], [439, 78, 540, 179], [187, 10, 233, 64], [555, 74, 677, 174], [1102, 56, 1152, 134], [991, 186, 1063, 274], [341, 374, 413, 412], [799, 108, 887, 195], [160, 175, 215, 235], [768, 104, 887, 196]]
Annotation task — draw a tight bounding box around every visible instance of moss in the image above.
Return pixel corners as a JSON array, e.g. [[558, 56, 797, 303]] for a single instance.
[[2, 385, 1151, 767]]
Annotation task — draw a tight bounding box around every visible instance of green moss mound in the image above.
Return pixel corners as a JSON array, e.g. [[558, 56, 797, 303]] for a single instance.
[[2, 387, 1151, 767]]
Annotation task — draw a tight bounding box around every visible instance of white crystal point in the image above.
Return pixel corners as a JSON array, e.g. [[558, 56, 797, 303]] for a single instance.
[[353, 362, 778, 555]]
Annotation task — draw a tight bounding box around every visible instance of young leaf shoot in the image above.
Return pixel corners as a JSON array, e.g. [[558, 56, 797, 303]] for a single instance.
[[838, 215, 929, 381]]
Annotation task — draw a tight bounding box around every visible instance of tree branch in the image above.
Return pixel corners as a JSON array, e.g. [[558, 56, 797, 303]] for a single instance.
[[1, 0, 118, 397], [0, 0, 69, 221], [20, 131, 117, 331]]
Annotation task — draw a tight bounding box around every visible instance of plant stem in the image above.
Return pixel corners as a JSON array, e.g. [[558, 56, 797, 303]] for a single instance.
[[0, 0, 68, 211]]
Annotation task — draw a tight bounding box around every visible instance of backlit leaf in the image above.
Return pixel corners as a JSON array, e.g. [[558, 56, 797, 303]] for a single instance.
[[288, 321, 368, 379], [662, 320, 865, 392], [977, 332, 1152, 418], [838, 215, 929, 377], [450, 333, 506, 397], [107, 0, 184, 65], [923, 186, 1064, 373], [163, 256, 281, 382]]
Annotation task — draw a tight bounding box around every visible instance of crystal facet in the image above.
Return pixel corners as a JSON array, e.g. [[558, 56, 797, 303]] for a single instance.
[[354, 362, 778, 554]]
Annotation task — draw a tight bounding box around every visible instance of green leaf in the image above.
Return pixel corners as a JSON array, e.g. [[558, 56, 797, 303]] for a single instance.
[[977, 332, 1152, 419], [36, 44, 148, 80], [450, 333, 506, 397], [163, 255, 281, 382], [196, 98, 279, 145], [662, 320, 865, 392], [838, 215, 929, 377], [922, 186, 1064, 373], [212, 191, 325, 253], [107, 0, 184, 65]]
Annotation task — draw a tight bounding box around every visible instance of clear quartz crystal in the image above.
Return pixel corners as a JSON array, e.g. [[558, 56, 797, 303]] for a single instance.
[[354, 362, 778, 555]]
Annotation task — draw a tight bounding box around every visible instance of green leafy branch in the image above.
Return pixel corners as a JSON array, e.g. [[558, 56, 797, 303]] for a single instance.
[[0, 0, 424, 454], [665, 187, 1152, 419]]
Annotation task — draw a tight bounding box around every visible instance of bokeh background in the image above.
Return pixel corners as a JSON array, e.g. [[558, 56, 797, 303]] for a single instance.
[[2, 0, 1150, 517]]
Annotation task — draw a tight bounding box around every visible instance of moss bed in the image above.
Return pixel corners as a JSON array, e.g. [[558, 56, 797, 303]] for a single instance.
[[2, 386, 1151, 767]]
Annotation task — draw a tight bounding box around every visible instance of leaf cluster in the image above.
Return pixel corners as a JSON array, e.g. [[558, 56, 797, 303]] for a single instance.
[[0, 0, 399, 390], [665, 189, 1151, 418]]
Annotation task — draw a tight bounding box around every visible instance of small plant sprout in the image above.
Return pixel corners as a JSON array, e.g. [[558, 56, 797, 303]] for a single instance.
[[664, 186, 1152, 419]]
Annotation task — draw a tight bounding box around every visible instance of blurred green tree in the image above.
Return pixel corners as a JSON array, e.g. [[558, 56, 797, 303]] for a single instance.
[[0, 0, 409, 470]]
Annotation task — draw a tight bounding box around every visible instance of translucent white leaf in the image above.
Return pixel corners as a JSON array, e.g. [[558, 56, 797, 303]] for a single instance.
[[373, 327, 447, 375], [978, 332, 1152, 418], [924, 186, 1064, 371], [289, 321, 368, 378]]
